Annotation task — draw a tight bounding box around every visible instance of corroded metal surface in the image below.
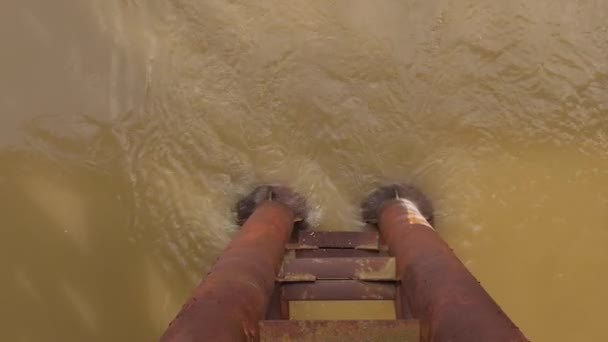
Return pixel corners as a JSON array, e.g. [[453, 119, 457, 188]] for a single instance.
[[295, 248, 388, 258], [278, 257, 396, 281], [265, 286, 286, 320], [298, 231, 380, 250], [259, 320, 421, 342], [161, 200, 296, 342], [282, 280, 396, 301], [375, 197, 528, 342]]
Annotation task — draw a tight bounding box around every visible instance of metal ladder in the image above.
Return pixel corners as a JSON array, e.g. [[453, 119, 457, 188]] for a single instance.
[[260, 229, 421, 342]]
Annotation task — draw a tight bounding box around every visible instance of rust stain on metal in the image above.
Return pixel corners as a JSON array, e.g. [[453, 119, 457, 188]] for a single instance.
[[259, 320, 420, 342], [282, 280, 396, 301], [354, 257, 396, 281], [296, 248, 388, 258], [285, 243, 318, 250], [278, 257, 396, 281], [299, 231, 380, 250], [376, 199, 529, 342], [278, 273, 317, 282], [355, 243, 381, 251], [161, 201, 296, 342]]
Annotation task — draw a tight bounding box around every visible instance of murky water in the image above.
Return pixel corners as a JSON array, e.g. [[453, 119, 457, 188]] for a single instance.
[[1, 0, 607, 341]]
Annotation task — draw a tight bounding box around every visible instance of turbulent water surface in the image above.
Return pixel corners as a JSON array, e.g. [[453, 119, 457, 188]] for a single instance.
[[1, 0, 607, 341]]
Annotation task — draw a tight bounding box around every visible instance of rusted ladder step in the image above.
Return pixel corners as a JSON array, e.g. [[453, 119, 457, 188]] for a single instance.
[[295, 231, 380, 250], [278, 257, 396, 282], [259, 320, 420, 342], [295, 248, 389, 258], [282, 280, 396, 301]]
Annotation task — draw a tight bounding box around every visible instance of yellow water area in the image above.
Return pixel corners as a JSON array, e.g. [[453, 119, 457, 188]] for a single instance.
[[289, 300, 397, 321], [0, 0, 607, 341]]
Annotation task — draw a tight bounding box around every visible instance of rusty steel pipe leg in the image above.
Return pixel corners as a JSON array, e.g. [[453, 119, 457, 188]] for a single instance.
[[363, 185, 528, 342], [161, 186, 306, 342]]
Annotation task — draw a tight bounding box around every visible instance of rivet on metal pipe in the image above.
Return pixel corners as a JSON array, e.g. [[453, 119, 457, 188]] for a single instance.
[[362, 184, 528, 342], [161, 185, 307, 342]]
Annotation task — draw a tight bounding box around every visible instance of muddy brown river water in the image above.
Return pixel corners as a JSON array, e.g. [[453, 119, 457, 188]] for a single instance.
[[1, 0, 607, 341]]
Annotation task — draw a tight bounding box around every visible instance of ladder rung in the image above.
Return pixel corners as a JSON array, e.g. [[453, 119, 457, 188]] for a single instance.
[[282, 280, 396, 301], [259, 320, 420, 342], [278, 257, 396, 282], [296, 248, 388, 258], [298, 231, 380, 250]]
